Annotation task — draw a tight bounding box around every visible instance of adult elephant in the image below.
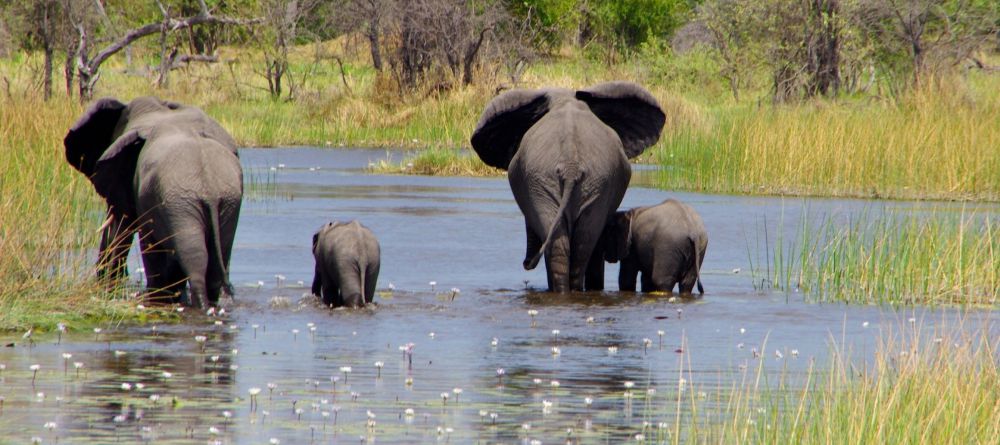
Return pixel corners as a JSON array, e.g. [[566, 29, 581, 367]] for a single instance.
[[470, 82, 665, 292], [64, 96, 243, 308]]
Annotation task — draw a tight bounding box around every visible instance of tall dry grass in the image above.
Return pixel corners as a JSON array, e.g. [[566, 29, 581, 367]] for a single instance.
[[655, 77, 1000, 201], [0, 96, 150, 331]]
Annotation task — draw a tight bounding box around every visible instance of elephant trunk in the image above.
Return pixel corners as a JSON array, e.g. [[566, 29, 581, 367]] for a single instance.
[[524, 176, 577, 270]]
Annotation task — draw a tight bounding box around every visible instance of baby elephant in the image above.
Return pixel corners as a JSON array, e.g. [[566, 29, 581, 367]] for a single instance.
[[311, 221, 381, 308], [604, 199, 708, 294]]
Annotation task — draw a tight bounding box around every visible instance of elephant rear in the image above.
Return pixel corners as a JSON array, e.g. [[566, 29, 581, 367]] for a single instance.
[[312, 221, 381, 308], [135, 136, 243, 307]]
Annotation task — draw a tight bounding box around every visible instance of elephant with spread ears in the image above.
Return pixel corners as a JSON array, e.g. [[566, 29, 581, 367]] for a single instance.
[[64, 96, 243, 308], [470, 81, 666, 292]]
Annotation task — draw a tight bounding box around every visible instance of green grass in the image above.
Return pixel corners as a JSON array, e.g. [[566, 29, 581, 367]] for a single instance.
[[758, 208, 999, 306], [0, 95, 177, 332]]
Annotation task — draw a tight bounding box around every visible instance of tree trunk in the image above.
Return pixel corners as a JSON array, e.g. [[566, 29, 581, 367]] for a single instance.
[[806, 0, 840, 97], [43, 45, 54, 101], [367, 19, 382, 71], [64, 52, 74, 99]]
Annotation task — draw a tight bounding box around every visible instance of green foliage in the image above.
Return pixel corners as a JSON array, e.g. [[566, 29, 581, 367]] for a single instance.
[[589, 0, 690, 50], [511, 0, 582, 50]]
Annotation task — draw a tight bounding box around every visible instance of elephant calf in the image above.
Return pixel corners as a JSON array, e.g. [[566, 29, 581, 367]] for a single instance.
[[604, 199, 708, 294], [311, 221, 381, 308]]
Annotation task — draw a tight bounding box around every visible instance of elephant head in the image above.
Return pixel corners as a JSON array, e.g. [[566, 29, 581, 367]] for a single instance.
[[65, 97, 237, 202], [469, 82, 665, 292], [470, 81, 666, 170], [603, 210, 635, 264]]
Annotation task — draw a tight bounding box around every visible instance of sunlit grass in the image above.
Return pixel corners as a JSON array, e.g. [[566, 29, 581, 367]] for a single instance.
[[758, 208, 999, 306], [695, 318, 1000, 444], [653, 317, 1000, 444], [654, 77, 1000, 201], [367, 147, 503, 176]]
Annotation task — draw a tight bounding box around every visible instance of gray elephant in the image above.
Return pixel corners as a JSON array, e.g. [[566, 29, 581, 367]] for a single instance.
[[604, 199, 707, 294], [470, 81, 665, 292], [64, 96, 243, 308], [311, 221, 381, 308]]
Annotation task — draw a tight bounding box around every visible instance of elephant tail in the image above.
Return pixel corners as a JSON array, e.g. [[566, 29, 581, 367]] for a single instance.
[[692, 236, 704, 294], [524, 176, 577, 270], [206, 202, 233, 298]]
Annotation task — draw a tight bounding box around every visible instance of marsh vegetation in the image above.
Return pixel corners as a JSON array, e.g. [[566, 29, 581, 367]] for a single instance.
[[0, 1, 998, 442]]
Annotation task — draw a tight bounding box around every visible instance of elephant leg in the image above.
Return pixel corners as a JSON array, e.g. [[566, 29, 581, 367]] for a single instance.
[[522, 221, 543, 270], [647, 257, 680, 293], [364, 262, 380, 305], [311, 262, 323, 297], [96, 209, 134, 285], [139, 232, 181, 304], [321, 268, 342, 308], [640, 271, 656, 293], [170, 230, 210, 308], [618, 258, 639, 292], [585, 250, 604, 291], [543, 226, 572, 292]]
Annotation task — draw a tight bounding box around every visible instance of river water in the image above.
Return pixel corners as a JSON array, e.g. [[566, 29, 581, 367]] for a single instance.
[[0, 148, 995, 444]]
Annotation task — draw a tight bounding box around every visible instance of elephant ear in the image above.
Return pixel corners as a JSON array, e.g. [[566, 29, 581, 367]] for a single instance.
[[604, 210, 634, 263], [64, 97, 127, 176], [470, 89, 550, 170], [575, 82, 666, 159], [91, 130, 147, 201]]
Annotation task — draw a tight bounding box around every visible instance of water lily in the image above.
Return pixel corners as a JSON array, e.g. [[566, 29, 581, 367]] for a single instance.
[[30, 364, 40, 384]]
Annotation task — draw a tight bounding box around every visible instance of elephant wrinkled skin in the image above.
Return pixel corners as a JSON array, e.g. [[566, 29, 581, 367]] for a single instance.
[[470, 81, 666, 292], [311, 221, 381, 308], [64, 96, 243, 308], [604, 199, 708, 294]]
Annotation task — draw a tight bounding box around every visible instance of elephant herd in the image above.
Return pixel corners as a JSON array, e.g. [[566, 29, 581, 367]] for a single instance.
[[63, 81, 708, 309]]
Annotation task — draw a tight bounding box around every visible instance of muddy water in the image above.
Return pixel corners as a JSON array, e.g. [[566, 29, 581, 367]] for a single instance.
[[1, 148, 997, 444]]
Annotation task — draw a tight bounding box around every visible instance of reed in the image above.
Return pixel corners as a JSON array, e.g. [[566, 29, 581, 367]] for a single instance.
[[658, 317, 999, 444], [0, 95, 153, 331], [761, 208, 999, 306]]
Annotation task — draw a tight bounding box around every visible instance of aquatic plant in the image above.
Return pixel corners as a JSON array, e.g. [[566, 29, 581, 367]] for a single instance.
[[760, 207, 999, 305]]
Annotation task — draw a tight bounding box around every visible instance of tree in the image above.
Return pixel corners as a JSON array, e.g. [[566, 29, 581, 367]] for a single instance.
[[68, 0, 260, 101], [255, 0, 323, 100]]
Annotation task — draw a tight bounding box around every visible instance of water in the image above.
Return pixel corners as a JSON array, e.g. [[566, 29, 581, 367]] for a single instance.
[[1, 148, 996, 444]]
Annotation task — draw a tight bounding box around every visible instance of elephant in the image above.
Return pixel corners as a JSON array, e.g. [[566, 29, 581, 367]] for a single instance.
[[64, 96, 243, 308], [603, 199, 707, 294], [470, 81, 666, 292], [311, 221, 381, 308]]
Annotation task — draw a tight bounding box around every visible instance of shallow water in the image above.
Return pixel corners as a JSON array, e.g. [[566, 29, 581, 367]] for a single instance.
[[1, 148, 997, 444]]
